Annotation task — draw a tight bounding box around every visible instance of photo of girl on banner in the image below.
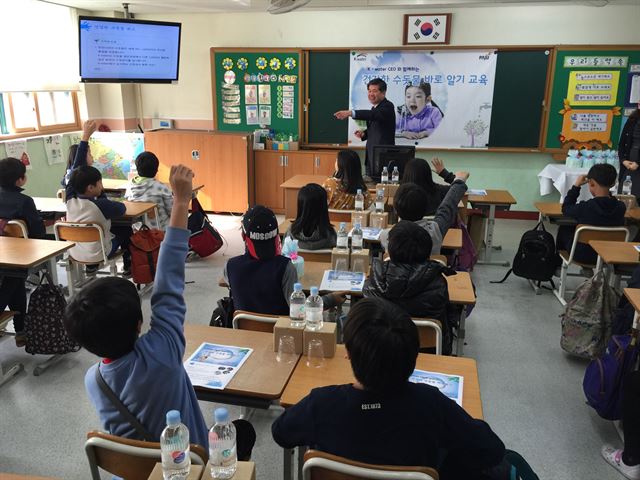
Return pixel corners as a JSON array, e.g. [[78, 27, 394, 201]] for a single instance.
[[348, 50, 497, 149], [396, 82, 444, 139]]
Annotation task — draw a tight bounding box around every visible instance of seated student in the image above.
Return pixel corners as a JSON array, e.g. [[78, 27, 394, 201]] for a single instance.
[[380, 172, 469, 255], [63, 166, 208, 447], [125, 151, 173, 230], [285, 183, 336, 250], [224, 205, 344, 316], [602, 370, 640, 480], [322, 149, 372, 210], [556, 164, 626, 265], [363, 220, 449, 327], [67, 166, 132, 275], [272, 297, 515, 480], [62, 120, 96, 198], [0, 157, 49, 347], [401, 157, 453, 216]]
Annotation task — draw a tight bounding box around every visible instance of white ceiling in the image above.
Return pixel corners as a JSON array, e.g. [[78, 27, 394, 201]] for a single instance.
[[45, 0, 639, 14]]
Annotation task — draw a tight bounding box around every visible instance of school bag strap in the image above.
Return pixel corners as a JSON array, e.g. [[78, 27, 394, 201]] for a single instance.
[[94, 364, 154, 441]]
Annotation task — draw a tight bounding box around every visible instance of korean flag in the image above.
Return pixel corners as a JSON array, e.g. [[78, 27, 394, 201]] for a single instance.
[[406, 14, 450, 44]]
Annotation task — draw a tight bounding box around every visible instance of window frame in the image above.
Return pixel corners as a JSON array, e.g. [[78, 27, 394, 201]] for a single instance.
[[1, 91, 82, 140]]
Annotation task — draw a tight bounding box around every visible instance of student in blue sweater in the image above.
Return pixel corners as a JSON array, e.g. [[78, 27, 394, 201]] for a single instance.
[[556, 163, 626, 265], [272, 297, 539, 480], [63, 165, 209, 446]]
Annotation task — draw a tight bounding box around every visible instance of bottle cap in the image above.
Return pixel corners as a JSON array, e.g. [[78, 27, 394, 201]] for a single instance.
[[340, 222, 346, 228], [354, 222, 361, 229], [214, 407, 229, 423], [294, 282, 302, 291], [310, 286, 319, 296], [357, 189, 362, 194], [166, 410, 181, 426]]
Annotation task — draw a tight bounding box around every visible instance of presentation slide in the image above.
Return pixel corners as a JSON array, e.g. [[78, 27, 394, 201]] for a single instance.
[[80, 19, 180, 81]]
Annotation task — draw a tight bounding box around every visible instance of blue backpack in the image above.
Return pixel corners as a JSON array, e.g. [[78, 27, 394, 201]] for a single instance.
[[583, 333, 639, 420]]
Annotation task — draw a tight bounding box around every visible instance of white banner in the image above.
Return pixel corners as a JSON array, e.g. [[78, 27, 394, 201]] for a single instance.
[[5, 139, 32, 170], [348, 50, 498, 149]]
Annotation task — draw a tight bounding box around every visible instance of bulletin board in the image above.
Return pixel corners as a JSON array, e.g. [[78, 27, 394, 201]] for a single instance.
[[211, 48, 302, 138], [544, 47, 640, 151]]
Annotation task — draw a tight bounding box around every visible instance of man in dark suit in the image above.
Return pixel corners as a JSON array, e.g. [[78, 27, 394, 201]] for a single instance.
[[334, 78, 396, 178]]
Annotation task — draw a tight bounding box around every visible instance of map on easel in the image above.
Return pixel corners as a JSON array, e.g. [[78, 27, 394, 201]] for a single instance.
[[88, 132, 144, 180]]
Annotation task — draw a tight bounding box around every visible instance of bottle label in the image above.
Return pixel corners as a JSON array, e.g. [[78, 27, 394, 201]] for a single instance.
[[376, 201, 384, 211], [337, 237, 348, 248], [161, 449, 190, 469], [290, 304, 304, 319], [355, 200, 364, 210]]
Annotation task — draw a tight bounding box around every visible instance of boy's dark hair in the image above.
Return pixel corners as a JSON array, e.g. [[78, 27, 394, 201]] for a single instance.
[[587, 163, 617, 188], [0, 157, 26, 188], [394, 183, 428, 221], [70, 165, 102, 195], [135, 151, 160, 178], [344, 298, 419, 392], [367, 78, 387, 93], [64, 277, 142, 359], [388, 220, 432, 263]]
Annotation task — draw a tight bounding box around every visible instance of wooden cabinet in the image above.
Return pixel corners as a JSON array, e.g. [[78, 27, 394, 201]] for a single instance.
[[254, 149, 339, 213], [144, 129, 251, 213]]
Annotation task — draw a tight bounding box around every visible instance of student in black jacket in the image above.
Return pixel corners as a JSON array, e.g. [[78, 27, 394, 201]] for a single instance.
[[272, 297, 518, 480], [556, 163, 626, 265], [0, 157, 48, 347]]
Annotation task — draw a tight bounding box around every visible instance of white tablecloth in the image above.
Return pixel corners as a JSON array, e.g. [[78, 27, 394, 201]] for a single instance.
[[538, 163, 592, 202]]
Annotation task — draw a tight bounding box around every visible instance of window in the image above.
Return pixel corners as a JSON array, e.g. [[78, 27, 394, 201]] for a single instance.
[[0, 91, 81, 139]]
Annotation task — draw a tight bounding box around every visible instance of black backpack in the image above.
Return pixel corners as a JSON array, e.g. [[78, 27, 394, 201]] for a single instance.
[[493, 221, 559, 287]]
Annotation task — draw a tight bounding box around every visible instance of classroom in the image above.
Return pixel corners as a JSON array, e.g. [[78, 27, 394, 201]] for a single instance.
[[1, 0, 640, 479]]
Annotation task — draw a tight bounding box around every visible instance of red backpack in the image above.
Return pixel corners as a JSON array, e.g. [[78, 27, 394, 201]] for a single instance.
[[187, 197, 223, 257], [129, 225, 165, 284]]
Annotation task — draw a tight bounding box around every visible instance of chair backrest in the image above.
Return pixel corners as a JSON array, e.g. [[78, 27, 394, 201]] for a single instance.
[[85, 430, 207, 480], [3, 220, 29, 238], [0, 310, 17, 330], [298, 248, 333, 263], [232, 310, 281, 333], [303, 450, 438, 480], [412, 318, 442, 355], [569, 224, 630, 263], [54, 221, 109, 262]]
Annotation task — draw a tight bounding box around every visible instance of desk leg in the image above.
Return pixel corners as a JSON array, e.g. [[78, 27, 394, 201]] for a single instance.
[[477, 204, 510, 267], [283, 448, 293, 480], [0, 360, 24, 387], [297, 446, 306, 480], [456, 307, 468, 357], [47, 257, 59, 286]]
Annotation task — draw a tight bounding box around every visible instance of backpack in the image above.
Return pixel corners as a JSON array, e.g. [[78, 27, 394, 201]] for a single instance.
[[129, 225, 164, 284], [25, 272, 80, 355], [492, 221, 559, 287], [210, 296, 234, 328], [583, 333, 639, 420], [452, 218, 478, 272], [560, 270, 618, 358], [187, 197, 223, 258]]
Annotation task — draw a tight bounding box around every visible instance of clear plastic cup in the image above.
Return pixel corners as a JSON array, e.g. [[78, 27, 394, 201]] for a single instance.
[[306, 339, 325, 368], [276, 335, 296, 364]]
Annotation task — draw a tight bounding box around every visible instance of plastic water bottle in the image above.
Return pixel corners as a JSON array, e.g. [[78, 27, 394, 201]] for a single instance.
[[305, 286, 324, 331], [352, 222, 363, 251], [160, 410, 191, 480], [336, 222, 348, 252], [289, 283, 306, 328], [381, 166, 389, 184], [623, 175, 632, 195], [392, 166, 400, 183], [375, 189, 384, 213], [354, 189, 364, 211], [209, 408, 237, 479]]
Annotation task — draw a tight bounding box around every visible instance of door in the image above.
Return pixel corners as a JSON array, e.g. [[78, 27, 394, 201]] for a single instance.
[[313, 151, 338, 176], [255, 151, 285, 211]]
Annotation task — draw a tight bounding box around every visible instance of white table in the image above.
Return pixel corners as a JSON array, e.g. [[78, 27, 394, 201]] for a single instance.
[[538, 163, 591, 202]]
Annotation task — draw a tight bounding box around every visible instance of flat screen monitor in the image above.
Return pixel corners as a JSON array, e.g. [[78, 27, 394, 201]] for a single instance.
[[371, 145, 416, 182], [79, 16, 181, 83]]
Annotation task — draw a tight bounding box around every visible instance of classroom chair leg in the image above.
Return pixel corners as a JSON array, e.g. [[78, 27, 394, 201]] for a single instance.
[[33, 354, 65, 376], [283, 448, 294, 480], [553, 263, 568, 306], [456, 308, 468, 356], [0, 360, 25, 388]]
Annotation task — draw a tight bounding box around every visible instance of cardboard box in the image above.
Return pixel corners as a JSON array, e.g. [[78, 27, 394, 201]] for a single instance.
[[351, 211, 370, 227], [303, 322, 337, 358], [369, 212, 388, 229], [331, 248, 350, 271], [350, 248, 370, 274], [273, 317, 305, 354], [376, 183, 399, 199]]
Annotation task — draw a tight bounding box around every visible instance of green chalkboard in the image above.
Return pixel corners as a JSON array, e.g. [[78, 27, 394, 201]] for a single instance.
[[211, 49, 301, 137], [545, 48, 640, 150], [307, 51, 350, 145], [305, 49, 550, 149], [488, 49, 550, 148]]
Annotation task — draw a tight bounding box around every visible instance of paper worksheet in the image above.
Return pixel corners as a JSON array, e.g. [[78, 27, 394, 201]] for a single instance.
[[319, 270, 365, 292], [409, 369, 464, 407], [184, 343, 253, 390]]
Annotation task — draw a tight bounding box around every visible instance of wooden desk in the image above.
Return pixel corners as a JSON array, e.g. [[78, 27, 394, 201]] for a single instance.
[[536, 201, 640, 223], [33, 197, 66, 214], [121, 201, 157, 220], [468, 190, 516, 266], [0, 474, 62, 480], [280, 344, 483, 419], [0, 237, 74, 269], [589, 241, 640, 267], [184, 325, 300, 409], [281, 174, 328, 218], [34, 197, 157, 221], [147, 462, 256, 480], [278, 219, 463, 250]]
